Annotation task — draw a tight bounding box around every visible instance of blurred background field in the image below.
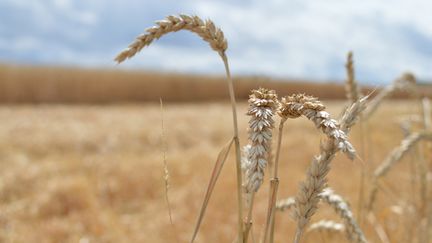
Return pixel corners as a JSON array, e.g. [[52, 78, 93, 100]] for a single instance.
[[0, 98, 427, 243], [2, 0, 432, 242], [2, 63, 431, 103]]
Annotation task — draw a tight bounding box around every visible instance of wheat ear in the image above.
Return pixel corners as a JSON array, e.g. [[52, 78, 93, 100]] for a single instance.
[[374, 131, 432, 179], [363, 73, 416, 119], [367, 131, 432, 210], [268, 94, 353, 243], [278, 94, 356, 159], [275, 190, 366, 243], [115, 15, 227, 63], [244, 88, 278, 193], [345, 51, 361, 103], [115, 14, 244, 242], [289, 97, 366, 243], [242, 88, 277, 243], [320, 188, 367, 243]]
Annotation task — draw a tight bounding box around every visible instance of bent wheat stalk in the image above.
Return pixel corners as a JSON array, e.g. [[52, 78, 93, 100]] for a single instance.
[[367, 131, 432, 211], [289, 97, 367, 243], [115, 14, 244, 242], [264, 94, 355, 243]]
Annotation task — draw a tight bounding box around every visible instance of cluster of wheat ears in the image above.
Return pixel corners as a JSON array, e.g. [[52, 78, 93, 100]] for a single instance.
[[115, 14, 431, 243]]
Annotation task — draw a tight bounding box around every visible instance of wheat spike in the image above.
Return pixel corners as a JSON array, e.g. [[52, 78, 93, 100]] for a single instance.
[[278, 94, 355, 159], [339, 96, 369, 134], [368, 131, 432, 211], [244, 88, 277, 193], [345, 51, 361, 103], [289, 95, 362, 243], [374, 131, 432, 178], [320, 188, 367, 243], [115, 15, 227, 63]]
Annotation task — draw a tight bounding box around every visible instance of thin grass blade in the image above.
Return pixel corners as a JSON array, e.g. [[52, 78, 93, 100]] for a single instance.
[[190, 137, 234, 243]]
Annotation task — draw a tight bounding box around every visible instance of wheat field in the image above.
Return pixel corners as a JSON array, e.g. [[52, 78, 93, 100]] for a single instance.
[[0, 99, 428, 242], [1, 12, 432, 243]]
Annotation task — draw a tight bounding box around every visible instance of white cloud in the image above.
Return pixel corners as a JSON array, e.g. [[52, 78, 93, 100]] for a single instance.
[[189, 0, 432, 83]]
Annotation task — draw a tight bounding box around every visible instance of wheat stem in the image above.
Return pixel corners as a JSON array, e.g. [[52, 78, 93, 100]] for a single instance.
[[221, 53, 244, 243], [268, 120, 285, 243], [115, 14, 243, 242]]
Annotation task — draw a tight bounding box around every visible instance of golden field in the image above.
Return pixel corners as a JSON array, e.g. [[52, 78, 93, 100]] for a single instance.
[[0, 97, 429, 242], [3, 64, 427, 104]]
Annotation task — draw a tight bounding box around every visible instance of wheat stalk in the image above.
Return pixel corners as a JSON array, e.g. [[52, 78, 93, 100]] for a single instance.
[[363, 73, 416, 119], [345, 51, 361, 103], [114, 14, 244, 242], [242, 88, 277, 243], [374, 131, 432, 178], [290, 97, 367, 243], [320, 188, 367, 243], [367, 131, 432, 211], [340, 95, 369, 216]]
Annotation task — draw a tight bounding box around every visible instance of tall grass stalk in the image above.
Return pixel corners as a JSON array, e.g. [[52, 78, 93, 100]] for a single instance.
[[115, 14, 244, 242]]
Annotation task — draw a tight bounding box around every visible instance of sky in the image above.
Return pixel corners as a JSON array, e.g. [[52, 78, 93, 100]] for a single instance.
[[1, 0, 432, 84]]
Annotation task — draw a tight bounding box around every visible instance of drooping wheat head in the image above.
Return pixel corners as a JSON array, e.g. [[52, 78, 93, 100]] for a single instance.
[[115, 15, 227, 63], [287, 95, 364, 243], [278, 94, 356, 159], [244, 88, 278, 193]]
